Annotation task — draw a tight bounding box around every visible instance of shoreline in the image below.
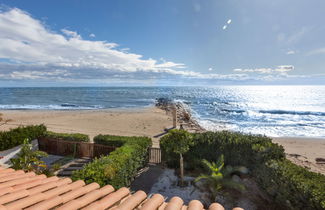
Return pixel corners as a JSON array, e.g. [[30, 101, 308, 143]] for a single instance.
[[1, 105, 325, 174], [155, 99, 325, 175], [272, 137, 325, 175], [0, 107, 172, 148]]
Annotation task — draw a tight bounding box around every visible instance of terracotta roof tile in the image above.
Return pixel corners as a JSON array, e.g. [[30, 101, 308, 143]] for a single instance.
[[208, 203, 225, 210], [82, 187, 130, 210], [57, 185, 114, 210], [188, 200, 204, 210], [164, 196, 184, 210], [0, 167, 241, 210], [0, 170, 24, 178], [139, 193, 164, 210], [116, 190, 146, 210]]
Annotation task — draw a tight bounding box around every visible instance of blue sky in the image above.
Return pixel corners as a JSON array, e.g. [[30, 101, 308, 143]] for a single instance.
[[0, 0, 324, 86]]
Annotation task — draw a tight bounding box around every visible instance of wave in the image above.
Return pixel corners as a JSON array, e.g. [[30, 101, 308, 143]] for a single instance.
[[259, 109, 325, 116], [0, 104, 103, 110], [221, 109, 246, 113], [215, 107, 325, 117]]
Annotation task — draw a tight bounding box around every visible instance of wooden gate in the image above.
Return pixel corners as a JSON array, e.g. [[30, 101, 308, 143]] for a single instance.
[[149, 147, 162, 164]]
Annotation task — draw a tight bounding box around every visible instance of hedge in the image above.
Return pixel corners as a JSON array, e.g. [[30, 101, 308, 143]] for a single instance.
[[0, 125, 46, 150], [160, 130, 325, 209], [161, 131, 285, 170], [42, 131, 90, 142], [94, 134, 131, 147], [72, 135, 151, 188], [254, 159, 325, 209]]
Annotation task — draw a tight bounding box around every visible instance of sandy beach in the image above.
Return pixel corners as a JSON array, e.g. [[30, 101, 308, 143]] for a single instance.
[[272, 137, 325, 174], [0, 108, 324, 174], [0, 107, 172, 148]]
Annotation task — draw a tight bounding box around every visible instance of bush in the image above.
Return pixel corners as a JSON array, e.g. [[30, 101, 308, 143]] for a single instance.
[[11, 138, 48, 174], [94, 134, 130, 147], [72, 135, 151, 188], [160, 130, 325, 209], [0, 124, 46, 150], [161, 131, 285, 170], [254, 159, 325, 210], [43, 131, 90, 142]]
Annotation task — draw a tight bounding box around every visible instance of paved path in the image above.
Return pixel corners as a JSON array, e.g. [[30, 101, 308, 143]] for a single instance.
[[130, 165, 165, 193], [56, 157, 91, 177]]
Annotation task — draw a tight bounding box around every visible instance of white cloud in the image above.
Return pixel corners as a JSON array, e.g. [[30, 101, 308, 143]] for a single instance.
[[89, 33, 96, 38], [0, 8, 317, 85], [61, 29, 81, 39], [0, 8, 194, 81], [286, 50, 296, 55], [278, 27, 310, 45], [234, 65, 294, 74]]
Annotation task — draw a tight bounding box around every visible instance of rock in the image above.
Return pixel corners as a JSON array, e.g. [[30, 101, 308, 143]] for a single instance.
[[232, 175, 241, 183], [316, 157, 325, 164]]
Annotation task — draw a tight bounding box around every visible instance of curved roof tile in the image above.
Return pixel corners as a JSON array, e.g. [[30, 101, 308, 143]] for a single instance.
[[0, 167, 242, 210]]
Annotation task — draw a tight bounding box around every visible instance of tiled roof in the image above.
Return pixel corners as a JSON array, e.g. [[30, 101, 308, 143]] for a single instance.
[[0, 167, 242, 210]]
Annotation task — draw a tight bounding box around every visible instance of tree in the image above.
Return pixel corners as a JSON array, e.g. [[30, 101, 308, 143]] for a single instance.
[[195, 155, 248, 198], [0, 113, 12, 126], [11, 138, 48, 174], [160, 129, 194, 186]]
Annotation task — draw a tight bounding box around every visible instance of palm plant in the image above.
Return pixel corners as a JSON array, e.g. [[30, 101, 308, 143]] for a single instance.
[[11, 138, 48, 174], [195, 155, 248, 197]]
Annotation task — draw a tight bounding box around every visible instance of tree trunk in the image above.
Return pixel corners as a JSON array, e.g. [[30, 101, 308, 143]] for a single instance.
[[180, 153, 184, 186]]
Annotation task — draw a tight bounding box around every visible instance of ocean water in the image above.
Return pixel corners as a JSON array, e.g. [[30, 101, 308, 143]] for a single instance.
[[0, 86, 324, 138]]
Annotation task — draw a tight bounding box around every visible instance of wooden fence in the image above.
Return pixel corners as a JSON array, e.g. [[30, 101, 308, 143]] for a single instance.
[[38, 138, 116, 158], [148, 147, 162, 164]]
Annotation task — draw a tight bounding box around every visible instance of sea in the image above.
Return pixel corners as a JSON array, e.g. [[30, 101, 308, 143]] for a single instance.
[[0, 86, 324, 138]]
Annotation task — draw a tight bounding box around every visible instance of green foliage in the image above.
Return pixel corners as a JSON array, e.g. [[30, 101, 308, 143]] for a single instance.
[[43, 131, 90, 142], [195, 155, 247, 197], [161, 130, 325, 209], [94, 134, 130, 147], [0, 124, 46, 150], [10, 139, 48, 174], [254, 159, 325, 210], [163, 131, 285, 170], [160, 129, 194, 185], [160, 129, 194, 155], [72, 135, 151, 188]]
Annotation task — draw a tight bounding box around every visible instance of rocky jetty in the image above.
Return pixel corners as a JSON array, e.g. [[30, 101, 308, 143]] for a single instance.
[[155, 98, 204, 132]]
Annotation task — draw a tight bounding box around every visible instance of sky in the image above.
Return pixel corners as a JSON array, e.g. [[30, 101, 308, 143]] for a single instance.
[[0, 0, 325, 86]]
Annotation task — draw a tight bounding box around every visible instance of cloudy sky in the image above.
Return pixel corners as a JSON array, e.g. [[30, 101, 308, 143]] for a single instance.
[[0, 0, 324, 86]]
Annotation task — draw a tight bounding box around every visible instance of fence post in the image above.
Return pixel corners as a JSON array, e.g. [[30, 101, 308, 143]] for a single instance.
[[172, 106, 177, 128]]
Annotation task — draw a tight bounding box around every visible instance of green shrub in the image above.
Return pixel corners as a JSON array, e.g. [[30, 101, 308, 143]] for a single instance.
[[43, 131, 90, 142], [254, 159, 325, 210], [160, 129, 194, 185], [161, 130, 325, 209], [72, 135, 151, 188], [0, 124, 46, 150], [94, 134, 130, 147], [11, 138, 48, 174], [161, 131, 285, 170]]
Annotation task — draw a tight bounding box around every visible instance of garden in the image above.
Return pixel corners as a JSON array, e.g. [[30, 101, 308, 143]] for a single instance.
[[160, 129, 325, 210], [0, 124, 324, 209]]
